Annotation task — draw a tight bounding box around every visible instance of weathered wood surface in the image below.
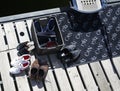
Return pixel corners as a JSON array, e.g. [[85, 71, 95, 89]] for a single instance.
[[0, 25, 8, 51], [67, 66, 86, 91], [113, 56, 120, 78], [0, 52, 16, 91], [15, 21, 30, 42], [90, 62, 111, 91], [101, 59, 120, 91], [49, 54, 72, 91], [78, 64, 98, 91], [0, 17, 120, 91], [10, 50, 31, 91], [3, 22, 18, 49]]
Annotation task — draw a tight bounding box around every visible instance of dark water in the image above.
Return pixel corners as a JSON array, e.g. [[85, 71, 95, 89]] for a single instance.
[[0, 0, 69, 17]]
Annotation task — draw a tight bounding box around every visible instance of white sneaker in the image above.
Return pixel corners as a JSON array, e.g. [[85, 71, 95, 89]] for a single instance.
[[27, 45, 35, 51], [18, 60, 30, 70], [9, 60, 30, 74], [27, 41, 34, 47], [11, 54, 31, 68], [9, 67, 22, 74], [27, 41, 35, 51]]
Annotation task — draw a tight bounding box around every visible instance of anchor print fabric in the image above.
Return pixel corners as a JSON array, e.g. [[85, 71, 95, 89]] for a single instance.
[[56, 4, 120, 66], [99, 5, 120, 58]]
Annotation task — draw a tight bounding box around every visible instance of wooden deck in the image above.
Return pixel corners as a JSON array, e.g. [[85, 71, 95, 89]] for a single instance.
[[0, 8, 120, 91]]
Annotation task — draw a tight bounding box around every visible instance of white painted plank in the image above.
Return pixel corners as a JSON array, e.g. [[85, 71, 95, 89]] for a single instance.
[[39, 55, 59, 91], [0, 83, 2, 91], [26, 19, 33, 36], [90, 62, 111, 91], [53, 68, 72, 91], [78, 64, 98, 91], [4, 22, 31, 91], [15, 21, 30, 42], [3, 22, 18, 49], [30, 55, 45, 91], [0, 25, 8, 51], [9, 49, 31, 91], [0, 87, 1, 91], [113, 56, 120, 78], [45, 69, 59, 91], [49, 54, 72, 91], [30, 80, 45, 91], [67, 66, 86, 91], [0, 52, 16, 91], [101, 59, 120, 91], [14, 21, 45, 91]]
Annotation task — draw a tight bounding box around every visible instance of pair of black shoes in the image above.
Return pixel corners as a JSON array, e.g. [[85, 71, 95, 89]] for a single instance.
[[29, 59, 48, 81], [17, 41, 35, 56], [57, 44, 80, 63]]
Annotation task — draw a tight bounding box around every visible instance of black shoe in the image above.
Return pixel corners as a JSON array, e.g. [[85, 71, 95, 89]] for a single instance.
[[57, 44, 80, 63], [61, 49, 80, 63], [29, 59, 48, 81], [36, 64, 49, 81], [17, 41, 35, 56], [57, 44, 76, 59], [29, 59, 40, 80], [61, 44, 76, 52], [17, 41, 28, 51], [17, 47, 29, 56]]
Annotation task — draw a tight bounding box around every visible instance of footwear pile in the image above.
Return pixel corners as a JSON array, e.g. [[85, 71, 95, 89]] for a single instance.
[[9, 54, 31, 74], [57, 44, 80, 63], [17, 41, 35, 56], [29, 59, 48, 81], [9, 41, 35, 75], [9, 41, 49, 81]]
